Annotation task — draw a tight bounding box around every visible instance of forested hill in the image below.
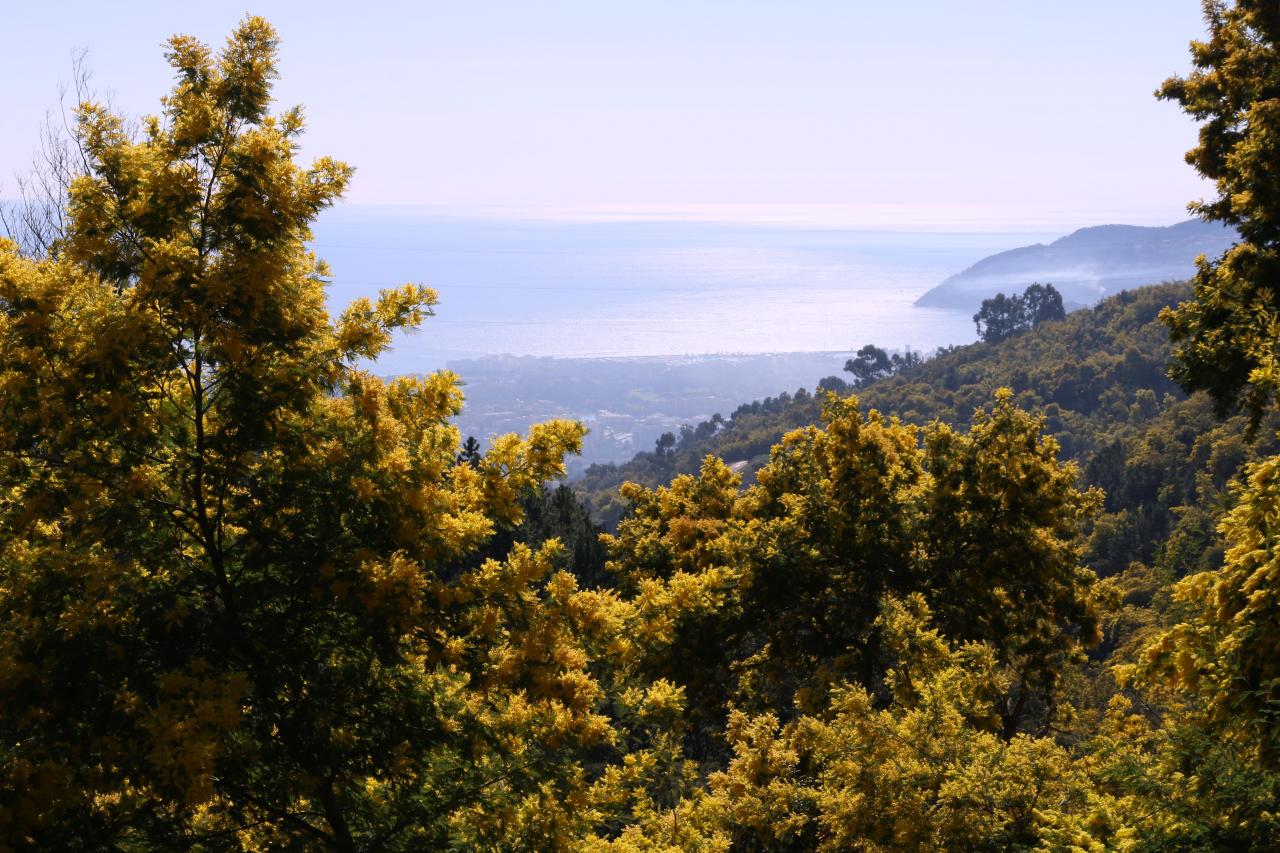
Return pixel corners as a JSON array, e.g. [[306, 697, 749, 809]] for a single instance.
[[575, 281, 1276, 578], [914, 219, 1237, 311]]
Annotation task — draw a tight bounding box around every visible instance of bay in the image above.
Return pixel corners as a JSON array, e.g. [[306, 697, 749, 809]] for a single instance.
[[311, 208, 1061, 374]]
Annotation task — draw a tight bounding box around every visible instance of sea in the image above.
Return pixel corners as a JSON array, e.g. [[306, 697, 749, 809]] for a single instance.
[[310, 206, 1069, 375]]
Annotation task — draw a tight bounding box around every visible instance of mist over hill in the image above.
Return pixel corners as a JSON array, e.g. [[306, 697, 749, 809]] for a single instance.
[[915, 219, 1236, 311]]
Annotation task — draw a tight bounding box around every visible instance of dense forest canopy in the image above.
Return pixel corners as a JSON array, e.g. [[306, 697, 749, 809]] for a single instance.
[[2, 4, 1280, 849], [578, 281, 1277, 586]]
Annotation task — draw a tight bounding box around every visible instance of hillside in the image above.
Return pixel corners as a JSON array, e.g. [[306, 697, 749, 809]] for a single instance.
[[575, 281, 1276, 579], [914, 219, 1237, 311]]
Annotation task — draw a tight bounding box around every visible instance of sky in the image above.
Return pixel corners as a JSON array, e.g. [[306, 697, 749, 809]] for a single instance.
[[3, 1, 1213, 228]]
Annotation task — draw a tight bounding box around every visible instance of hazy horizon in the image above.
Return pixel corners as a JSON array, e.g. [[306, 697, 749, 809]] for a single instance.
[[5, 2, 1212, 224], [314, 201, 1200, 234]]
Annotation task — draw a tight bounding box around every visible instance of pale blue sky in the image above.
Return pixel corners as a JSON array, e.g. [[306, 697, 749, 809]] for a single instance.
[[4, 1, 1211, 227]]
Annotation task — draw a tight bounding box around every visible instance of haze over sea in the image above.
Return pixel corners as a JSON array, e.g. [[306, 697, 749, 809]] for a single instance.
[[311, 205, 1171, 375]]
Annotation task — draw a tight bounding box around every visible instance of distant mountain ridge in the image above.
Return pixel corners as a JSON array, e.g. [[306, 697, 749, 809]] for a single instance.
[[915, 219, 1237, 311]]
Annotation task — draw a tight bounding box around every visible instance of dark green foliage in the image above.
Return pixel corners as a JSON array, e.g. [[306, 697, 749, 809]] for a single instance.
[[974, 282, 1066, 344], [1025, 281, 1067, 325], [518, 484, 611, 588], [975, 291, 1030, 343], [457, 435, 482, 468], [844, 344, 893, 386], [655, 431, 677, 456], [448, 483, 610, 588], [893, 348, 923, 372], [449, 436, 609, 586], [844, 344, 922, 386]]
